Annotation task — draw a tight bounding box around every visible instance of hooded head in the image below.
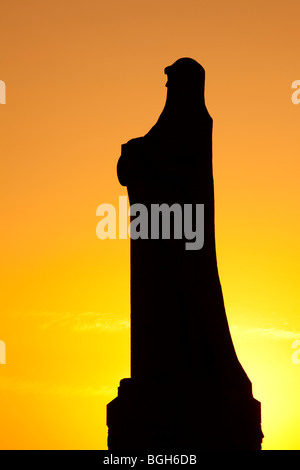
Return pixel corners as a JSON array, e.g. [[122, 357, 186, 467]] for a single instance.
[[145, 57, 211, 144], [163, 58, 206, 113]]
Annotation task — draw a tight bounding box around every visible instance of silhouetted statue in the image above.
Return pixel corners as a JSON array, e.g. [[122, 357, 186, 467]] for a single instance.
[[107, 58, 263, 450]]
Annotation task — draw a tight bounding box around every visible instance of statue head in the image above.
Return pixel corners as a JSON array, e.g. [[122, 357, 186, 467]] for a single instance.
[[163, 58, 206, 114], [164, 57, 205, 89]]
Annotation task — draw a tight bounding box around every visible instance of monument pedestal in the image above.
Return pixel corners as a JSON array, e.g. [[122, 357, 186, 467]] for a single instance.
[[107, 378, 263, 450]]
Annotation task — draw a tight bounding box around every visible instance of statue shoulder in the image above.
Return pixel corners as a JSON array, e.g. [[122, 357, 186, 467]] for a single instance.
[[117, 136, 146, 187], [121, 137, 145, 154]]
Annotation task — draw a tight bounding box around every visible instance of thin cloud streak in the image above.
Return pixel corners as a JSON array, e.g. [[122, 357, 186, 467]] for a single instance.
[[27, 312, 300, 339], [231, 325, 300, 341], [0, 375, 116, 397], [37, 312, 130, 332]]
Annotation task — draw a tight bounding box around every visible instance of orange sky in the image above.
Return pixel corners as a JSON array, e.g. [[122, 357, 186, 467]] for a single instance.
[[0, 0, 300, 450]]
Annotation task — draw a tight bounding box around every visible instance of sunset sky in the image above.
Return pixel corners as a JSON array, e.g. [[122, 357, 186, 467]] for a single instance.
[[0, 1, 299, 450]]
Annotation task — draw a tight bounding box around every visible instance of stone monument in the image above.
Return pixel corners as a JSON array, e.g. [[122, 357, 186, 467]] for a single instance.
[[106, 58, 263, 450]]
